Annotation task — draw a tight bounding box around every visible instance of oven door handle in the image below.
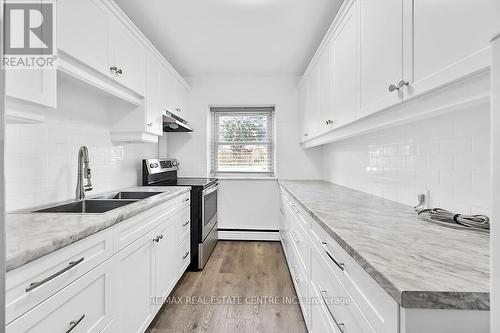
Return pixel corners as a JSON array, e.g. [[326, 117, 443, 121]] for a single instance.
[[203, 184, 219, 196]]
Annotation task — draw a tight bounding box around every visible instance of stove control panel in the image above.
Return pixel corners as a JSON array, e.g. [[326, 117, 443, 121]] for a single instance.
[[144, 158, 179, 175]]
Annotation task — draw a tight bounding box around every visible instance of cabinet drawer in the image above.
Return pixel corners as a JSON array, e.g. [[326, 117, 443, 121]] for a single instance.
[[310, 281, 342, 333], [289, 251, 309, 325], [7, 259, 114, 333], [289, 218, 310, 273], [310, 222, 399, 333], [311, 246, 375, 333], [177, 234, 190, 275], [6, 228, 113, 324], [114, 196, 181, 251], [176, 207, 190, 244]]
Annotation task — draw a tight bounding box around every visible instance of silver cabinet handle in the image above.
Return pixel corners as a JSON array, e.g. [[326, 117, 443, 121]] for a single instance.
[[182, 251, 190, 259], [159, 234, 164, 240], [110, 65, 118, 74], [290, 230, 302, 244], [184, 197, 190, 202], [321, 242, 345, 271], [304, 133, 309, 137], [320, 288, 345, 333], [153, 236, 161, 243], [66, 314, 85, 333], [147, 123, 153, 127], [388, 83, 399, 92], [26, 257, 84, 292], [389, 79, 409, 92], [183, 220, 190, 227], [116, 68, 123, 75], [175, 108, 181, 112], [325, 120, 334, 125]]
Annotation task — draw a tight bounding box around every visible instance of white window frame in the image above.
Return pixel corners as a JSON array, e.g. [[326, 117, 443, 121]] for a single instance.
[[210, 106, 275, 177]]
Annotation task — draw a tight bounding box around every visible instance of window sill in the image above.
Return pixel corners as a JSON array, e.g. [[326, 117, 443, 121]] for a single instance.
[[216, 177, 278, 181]]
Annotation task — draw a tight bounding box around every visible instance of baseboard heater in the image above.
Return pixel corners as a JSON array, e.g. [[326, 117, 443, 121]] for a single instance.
[[218, 228, 280, 241]]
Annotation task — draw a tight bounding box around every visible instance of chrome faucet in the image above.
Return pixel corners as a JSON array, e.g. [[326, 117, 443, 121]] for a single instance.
[[76, 146, 93, 200]]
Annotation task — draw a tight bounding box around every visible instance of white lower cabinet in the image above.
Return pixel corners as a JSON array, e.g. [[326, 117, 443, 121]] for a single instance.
[[115, 228, 157, 333], [280, 187, 399, 333], [6, 259, 114, 333], [5, 194, 191, 333]]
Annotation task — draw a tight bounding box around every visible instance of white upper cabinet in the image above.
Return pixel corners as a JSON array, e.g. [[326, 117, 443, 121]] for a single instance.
[[403, 0, 500, 98], [59, 0, 110, 76], [318, 41, 334, 134], [331, 0, 358, 127], [300, 0, 496, 147], [304, 65, 321, 138], [109, 16, 146, 96], [145, 55, 163, 136], [5, 68, 57, 113], [359, 0, 403, 117]]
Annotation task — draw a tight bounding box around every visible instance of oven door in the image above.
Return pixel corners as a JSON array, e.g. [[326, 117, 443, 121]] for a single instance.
[[201, 183, 218, 240]]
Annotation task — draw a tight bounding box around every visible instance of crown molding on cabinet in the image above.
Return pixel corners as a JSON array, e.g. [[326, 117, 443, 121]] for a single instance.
[[110, 131, 159, 144]]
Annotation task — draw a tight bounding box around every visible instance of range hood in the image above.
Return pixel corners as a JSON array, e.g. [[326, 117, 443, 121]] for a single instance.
[[162, 110, 193, 132]]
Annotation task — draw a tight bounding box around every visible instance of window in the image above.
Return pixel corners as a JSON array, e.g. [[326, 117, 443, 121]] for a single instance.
[[211, 106, 275, 176]]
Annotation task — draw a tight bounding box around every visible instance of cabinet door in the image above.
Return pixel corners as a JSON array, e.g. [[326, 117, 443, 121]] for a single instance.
[[6, 260, 114, 333], [154, 221, 177, 308], [319, 41, 334, 134], [115, 231, 156, 333], [298, 81, 308, 141], [304, 65, 321, 138], [110, 18, 146, 96], [404, 0, 500, 98], [173, 80, 188, 116], [58, 0, 110, 76], [5, 68, 56, 108], [159, 66, 176, 113], [359, 0, 403, 117], [331, 1, 358, 127], [145, 55, 163, 135]]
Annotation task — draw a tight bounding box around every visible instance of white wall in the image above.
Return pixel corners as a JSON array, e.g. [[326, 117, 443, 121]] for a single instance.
[[163, 76, 323, 230], [4, 79, 158, 211], [322, 104, 491, 215]]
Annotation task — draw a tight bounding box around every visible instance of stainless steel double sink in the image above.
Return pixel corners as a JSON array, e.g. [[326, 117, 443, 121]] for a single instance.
[[32, 191, 162, 214]]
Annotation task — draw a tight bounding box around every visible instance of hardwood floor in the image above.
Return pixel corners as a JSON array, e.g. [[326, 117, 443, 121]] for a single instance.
[[147, 241, 307, 333]]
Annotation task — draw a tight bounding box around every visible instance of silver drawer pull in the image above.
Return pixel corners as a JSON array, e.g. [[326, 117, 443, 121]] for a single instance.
[[320, 288, 345, 333], [182, 251, 190, 260], [153, 236, 161, 243], [66, 314, 85, 333], [183, 220, 190, 227], [26, 257, 85, 292], [322, 242, 345, 272], [290, 231, 302, 244], [184, 197, 190, 202]]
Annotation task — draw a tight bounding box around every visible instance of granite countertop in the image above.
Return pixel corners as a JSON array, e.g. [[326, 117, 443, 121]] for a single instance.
[[279, 180, 490, 310], [6, 186, 190, 272]]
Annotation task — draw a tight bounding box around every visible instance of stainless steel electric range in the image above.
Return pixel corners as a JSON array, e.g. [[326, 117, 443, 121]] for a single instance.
[[142, 158, 218, 270]]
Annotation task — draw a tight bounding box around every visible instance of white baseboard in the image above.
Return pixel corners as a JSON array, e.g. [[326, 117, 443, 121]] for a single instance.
[[218, 230, 280, 241]]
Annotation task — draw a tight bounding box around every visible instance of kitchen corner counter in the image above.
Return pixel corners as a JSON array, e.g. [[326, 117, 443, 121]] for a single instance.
[[278, 180, 490, 310], [6, 186, 190, 272]]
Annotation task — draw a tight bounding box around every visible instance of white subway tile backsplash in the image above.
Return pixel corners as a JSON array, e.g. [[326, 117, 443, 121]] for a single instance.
[[4, 84, 157, 211], [322, 105, 491, 216]]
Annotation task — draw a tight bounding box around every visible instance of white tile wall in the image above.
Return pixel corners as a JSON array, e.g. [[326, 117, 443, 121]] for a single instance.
[[5, 81, 157, 211], [322, 104, 491, 215]]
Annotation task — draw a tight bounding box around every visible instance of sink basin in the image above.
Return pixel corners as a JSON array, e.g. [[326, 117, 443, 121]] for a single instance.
[[32, 199, 137, 214], [96, 191, 163, 200]]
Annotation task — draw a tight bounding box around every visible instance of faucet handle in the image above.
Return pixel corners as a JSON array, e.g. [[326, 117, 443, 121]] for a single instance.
[[84, 185, 93, 192]]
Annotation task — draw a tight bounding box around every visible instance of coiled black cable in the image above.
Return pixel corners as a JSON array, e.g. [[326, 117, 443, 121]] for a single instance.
[[417, 208, 490, 230]]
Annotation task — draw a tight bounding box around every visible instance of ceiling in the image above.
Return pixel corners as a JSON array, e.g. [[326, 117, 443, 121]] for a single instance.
[[114, 0, 343, 76]]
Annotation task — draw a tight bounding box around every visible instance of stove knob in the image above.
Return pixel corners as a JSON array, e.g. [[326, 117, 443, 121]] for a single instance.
[[150, 163, 155, 168], [172, 161, 179, 166]]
